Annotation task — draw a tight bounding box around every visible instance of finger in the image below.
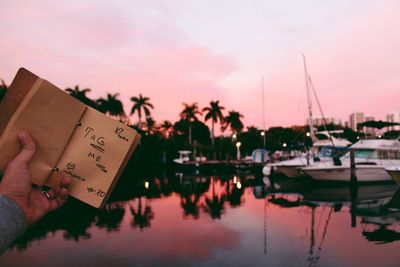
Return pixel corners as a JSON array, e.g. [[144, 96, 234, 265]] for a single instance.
[[48, 188, 69, 211], [46, 175, 70, 200], [60, 175, 71, 189], [45, 188, 58, 200], [48, 175, 70, 211], [14, 131, 36, 164]]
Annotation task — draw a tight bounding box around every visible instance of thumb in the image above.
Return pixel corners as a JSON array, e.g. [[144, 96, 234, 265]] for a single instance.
[[14, 131, 36, 164]]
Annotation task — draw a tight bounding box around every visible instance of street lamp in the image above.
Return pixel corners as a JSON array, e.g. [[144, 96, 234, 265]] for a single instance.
[[282, 142, 287, 148], [236, 142, 241, 160], [306, 132, 311, 137], [261, 131, 266, 148]]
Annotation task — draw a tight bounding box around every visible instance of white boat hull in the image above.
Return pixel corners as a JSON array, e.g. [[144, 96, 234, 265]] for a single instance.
[[303, 165, 392, 182], [266, 157, 313, 178], [276, 165, 305, 178]]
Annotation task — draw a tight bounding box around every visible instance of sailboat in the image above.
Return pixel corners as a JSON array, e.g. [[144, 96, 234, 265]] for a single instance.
[[263, 55, 350, 178]]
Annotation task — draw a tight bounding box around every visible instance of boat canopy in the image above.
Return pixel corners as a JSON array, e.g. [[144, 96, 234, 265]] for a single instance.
[[350, 139, 400, 151], [313, 136, 351, 148], [178, 150, 192, 155]]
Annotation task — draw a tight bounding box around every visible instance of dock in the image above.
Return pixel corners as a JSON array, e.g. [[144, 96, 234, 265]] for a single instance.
[[173, 159, 265, 173]]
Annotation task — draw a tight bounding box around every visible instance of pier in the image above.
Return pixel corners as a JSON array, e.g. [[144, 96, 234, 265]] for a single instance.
[[173, 159, 265, 173]]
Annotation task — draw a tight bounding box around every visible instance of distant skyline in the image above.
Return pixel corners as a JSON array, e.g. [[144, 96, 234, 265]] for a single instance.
[[1, 0, 399, 129]]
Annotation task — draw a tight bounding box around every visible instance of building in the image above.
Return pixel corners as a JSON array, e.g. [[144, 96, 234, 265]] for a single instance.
[[349, 112, 365, 132], [311, 117, 343, 128], [385, 111, 400, 131], [364, 115, 376, 136]]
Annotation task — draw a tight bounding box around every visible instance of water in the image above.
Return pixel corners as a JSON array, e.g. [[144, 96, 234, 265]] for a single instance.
[[2, 171, 400, 267]]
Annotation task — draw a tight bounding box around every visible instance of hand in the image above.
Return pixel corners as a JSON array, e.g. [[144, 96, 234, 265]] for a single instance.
[[0, 131, 70, 225]]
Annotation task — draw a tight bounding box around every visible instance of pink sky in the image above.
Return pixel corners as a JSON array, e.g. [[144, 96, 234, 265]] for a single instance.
[[0, 0, 399, 131]]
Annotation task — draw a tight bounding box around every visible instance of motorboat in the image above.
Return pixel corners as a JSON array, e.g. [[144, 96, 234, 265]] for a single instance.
[[263, 56, 351, 178], [173, 150, 191, 164], [301, 139, 400, 182], [263, 134, 350, 177]]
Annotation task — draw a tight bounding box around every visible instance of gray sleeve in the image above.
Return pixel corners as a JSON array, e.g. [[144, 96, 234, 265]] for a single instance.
[[0, 195, 27, 255]]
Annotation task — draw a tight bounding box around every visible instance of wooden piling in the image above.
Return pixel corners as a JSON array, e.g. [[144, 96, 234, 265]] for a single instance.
[[350, 150, 357, 184], [350, 185, 358, 228], [350, 149, 358, 227]]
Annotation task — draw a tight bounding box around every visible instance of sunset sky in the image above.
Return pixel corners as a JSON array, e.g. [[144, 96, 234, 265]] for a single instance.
[[1, 0, 399, 130]]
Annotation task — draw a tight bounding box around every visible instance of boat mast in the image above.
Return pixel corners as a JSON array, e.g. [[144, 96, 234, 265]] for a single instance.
[[262, 75, 266, 148], [303, 54, 314, 141]]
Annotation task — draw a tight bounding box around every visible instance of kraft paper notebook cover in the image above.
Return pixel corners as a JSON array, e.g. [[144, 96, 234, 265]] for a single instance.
[[0, 68, 141, 208]]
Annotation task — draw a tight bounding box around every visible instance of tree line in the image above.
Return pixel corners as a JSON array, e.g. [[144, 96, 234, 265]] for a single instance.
[[64, 85, 247, 145], [1, 80, 388, 165]]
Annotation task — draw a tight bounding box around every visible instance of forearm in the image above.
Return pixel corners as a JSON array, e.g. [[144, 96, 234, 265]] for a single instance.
[[0, 195, 27, 255]]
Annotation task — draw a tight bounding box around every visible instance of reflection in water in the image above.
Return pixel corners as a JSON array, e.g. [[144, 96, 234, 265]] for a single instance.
[[226, 176, 245, 207], [3, 171, 400, 266], [307, 206, 333, 267], [95, 202, 125, 232], [363, 225, 400, 244], [180, 194, 201, 219], [179, 175, 209, 219], [11, 202, 98, 250], [265, 176, 400, 248], [130, 198, 154, 230], [203, 178, 226, 220]]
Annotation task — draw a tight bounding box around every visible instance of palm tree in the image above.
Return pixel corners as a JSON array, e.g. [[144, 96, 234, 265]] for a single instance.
[[130, 94, 154, 126], [143, 116, 159, 134], [65, 85, 97, 109], [97, 93, 125, 119], [222, 110, 244, 135], [202, 100, 225, 147], [160, 120, 173, 138], [180, 102, 202, 144]]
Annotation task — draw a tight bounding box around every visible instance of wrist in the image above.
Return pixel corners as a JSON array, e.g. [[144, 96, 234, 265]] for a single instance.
[[0, 193, 31, 225], [0, 194, 29, 226]]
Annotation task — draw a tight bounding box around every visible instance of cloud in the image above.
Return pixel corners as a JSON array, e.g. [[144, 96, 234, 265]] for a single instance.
[[0, 0, 238, 123], [1, 0, 398, 129]]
